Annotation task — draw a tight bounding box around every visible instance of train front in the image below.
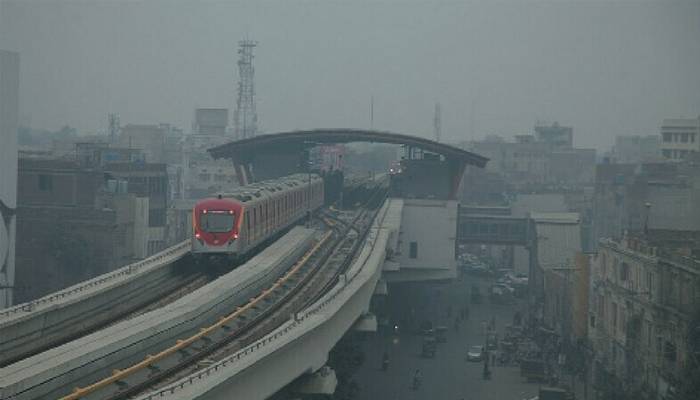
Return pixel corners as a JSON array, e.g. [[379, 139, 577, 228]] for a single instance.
[[191, 197, 243, 258]]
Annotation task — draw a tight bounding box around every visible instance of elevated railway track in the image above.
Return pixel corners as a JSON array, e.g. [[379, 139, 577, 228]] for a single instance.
[[0, 179, 388, 400]]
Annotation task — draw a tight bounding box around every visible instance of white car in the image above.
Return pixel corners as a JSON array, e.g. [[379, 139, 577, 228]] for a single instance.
[[466, 345, 484, 361]]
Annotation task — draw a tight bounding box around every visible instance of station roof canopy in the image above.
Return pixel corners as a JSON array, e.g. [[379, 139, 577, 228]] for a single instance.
[[208, 129, 488, 168]]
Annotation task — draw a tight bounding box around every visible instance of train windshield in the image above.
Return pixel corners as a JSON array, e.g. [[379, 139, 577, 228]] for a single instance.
[[199, 211, 234, 233]]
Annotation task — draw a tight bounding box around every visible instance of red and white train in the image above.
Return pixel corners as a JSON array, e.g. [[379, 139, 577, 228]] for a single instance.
[[191, 173, 324, 259]]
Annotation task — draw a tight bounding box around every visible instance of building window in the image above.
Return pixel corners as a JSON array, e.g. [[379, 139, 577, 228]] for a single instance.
[[620, 262, 630, 281], [681, 133, 689, 143], [664, 341, 677, 362], [590, 315, 596, 328], [662, 149, 672, 158], [38, 174, 53, 191], [409, 241, 418, 259], [149, 209, 166, 227], [663, 132, 672, 142]]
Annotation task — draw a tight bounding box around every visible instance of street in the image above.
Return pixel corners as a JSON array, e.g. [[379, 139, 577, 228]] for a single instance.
[[354, 274, 541, 400]]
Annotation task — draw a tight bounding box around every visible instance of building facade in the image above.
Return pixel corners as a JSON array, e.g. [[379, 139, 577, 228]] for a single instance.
[[660, 117, 700, 161], [104, 162, 169, 255], [593, 162, 700, 249], [590, 234, 700, 399], [14, 157, 149, 302], [466, 123, 596, 191], [0, 50, 19, 308], [613, 135, 661, 164]]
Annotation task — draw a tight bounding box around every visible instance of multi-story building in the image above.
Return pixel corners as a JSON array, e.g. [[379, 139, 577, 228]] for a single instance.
[[193, 108, 228, 136], [180, 117, 239, 200], [118, 123, 182, 164], [104, 162, 169, 255], [535, 122, 573, 148], [466, 123, 596, 190], [660, 117, 700, 161], [530, 212, 582, 333], [612, 135, 661, 164], [593, 161, 700, 249], [14, 157, 149, 302], [0, 50, 19, 308], [589, 232, 700, 399]]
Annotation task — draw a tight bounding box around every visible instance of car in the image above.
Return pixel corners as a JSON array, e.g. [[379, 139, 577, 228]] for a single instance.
[[466, 345, 484, 361]]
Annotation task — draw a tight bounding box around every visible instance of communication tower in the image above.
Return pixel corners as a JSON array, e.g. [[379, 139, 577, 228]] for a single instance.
[[233, 40, 258, 140], [433, 102, 442, 143]]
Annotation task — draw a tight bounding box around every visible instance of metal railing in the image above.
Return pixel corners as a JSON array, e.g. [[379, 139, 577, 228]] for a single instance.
[[139, 200, 392, 399], [0, 241, 190, 319]]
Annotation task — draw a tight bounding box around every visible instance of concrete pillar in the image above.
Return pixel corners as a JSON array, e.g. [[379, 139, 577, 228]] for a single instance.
[[354, 313, 378, 332], [293, 366, 338, 395]]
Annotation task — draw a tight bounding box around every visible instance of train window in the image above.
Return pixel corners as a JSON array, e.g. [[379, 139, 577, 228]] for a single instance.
[[246, 211, 250, 233], [200, 211, 234, 233], [253, 208, 257, 234]]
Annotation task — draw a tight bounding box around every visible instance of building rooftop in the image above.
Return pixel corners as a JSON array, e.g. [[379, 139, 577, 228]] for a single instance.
[[529, 212, 580, 224]]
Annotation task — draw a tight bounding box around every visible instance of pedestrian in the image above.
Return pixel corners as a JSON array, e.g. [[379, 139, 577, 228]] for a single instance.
[[491, 352, 497, 366]]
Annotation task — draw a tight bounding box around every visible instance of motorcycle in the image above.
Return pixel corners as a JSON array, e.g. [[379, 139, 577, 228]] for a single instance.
[[412, 376, 422, 390]]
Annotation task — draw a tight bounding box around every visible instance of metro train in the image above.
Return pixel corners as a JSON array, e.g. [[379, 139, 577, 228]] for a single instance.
[[191, 173, 324, 260]]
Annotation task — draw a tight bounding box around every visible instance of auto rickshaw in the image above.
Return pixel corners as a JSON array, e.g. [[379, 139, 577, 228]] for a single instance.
[[435, 326, 448, 343]]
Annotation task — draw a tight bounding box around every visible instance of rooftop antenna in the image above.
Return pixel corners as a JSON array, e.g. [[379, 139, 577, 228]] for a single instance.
[[370, 95, 374, 130], [433, 102, 442, 142], [234, 39, 258, 140]]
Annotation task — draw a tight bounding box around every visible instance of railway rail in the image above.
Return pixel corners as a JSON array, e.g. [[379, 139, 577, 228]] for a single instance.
[[58, 183, 387, 400]]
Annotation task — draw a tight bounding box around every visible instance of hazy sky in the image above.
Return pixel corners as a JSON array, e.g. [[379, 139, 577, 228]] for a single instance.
[[1, 0, 699, 149]]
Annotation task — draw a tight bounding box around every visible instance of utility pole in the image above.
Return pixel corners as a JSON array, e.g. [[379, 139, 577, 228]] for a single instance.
[[233, 39, 258, 140], [108, 113, 120, 144]]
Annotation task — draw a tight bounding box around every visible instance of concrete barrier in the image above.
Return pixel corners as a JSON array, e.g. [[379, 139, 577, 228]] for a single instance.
[[0, 240, 191, 366], [0, 228, 315, 400]]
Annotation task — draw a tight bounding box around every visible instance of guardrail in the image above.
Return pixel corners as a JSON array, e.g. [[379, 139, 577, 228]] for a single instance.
[[139, 200, 393, 399], [0, 240, 190, 319]]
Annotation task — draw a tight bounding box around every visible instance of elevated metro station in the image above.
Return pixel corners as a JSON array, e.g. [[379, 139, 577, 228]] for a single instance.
[[1, 129, 513, 400], [209, 129, 489, 283]]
